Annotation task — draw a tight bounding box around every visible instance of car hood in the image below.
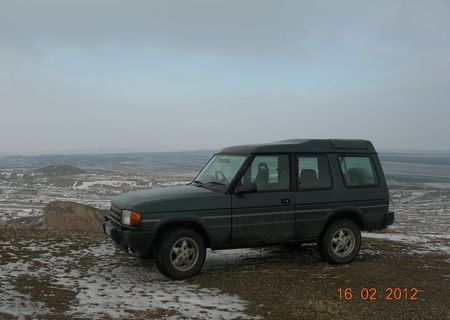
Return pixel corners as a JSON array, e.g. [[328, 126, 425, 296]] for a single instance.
[[111, 185, 229, 213]]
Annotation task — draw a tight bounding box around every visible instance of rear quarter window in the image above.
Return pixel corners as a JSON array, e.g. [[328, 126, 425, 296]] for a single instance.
[[338, 156, 378, 187]]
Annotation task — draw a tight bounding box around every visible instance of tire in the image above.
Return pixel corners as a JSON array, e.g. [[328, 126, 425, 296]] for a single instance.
[[153, 228, 206, 280], [320, 219, 361, 264]]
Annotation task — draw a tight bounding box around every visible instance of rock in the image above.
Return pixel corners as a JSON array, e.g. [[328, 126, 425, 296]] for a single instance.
[[44, 201, 108, 230]]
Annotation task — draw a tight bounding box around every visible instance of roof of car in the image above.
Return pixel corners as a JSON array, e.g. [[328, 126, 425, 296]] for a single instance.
[[218, 139, 376, 154]]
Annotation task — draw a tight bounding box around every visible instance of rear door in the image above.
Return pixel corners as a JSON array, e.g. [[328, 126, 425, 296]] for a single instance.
[[294, 154, 336, 239], [231, 154, 295, 244]]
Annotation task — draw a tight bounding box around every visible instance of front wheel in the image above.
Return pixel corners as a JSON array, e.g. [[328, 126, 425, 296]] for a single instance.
[[153, 228, 206, 280], [320, 219, 361, 264]]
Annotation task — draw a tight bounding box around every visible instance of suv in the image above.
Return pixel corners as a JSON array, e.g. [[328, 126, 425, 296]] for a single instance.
[[103, 139, 394, 279]]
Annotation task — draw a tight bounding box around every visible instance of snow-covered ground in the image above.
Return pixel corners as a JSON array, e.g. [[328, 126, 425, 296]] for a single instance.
[[0, 169, 192, 224], [1, 171, 450, 257], [2, 175, 449, 258], [0, 230, 387, 320], [73, 180, 139, 190], [1, 156, 450, 319], [363, 185, 450, 256], [0, 234, 261, 320]]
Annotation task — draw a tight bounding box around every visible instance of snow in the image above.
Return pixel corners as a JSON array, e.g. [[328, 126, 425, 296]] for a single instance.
[[424, 182, 450, 189], [0, 207, 44, 222], [159, 181, 191, 187], [362, 187, 450, 255], [0, 285, 48, 320], [1, 160, 450, 318], [73, 180, 138, 190], [0, 239, 257, 320]]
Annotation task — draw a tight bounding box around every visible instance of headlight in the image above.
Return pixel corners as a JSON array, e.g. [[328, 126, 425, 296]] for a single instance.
[[121, 210, 142, 226]]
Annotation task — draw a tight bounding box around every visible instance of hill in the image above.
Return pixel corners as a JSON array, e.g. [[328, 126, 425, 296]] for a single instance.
[[35, 165, 86, 176]]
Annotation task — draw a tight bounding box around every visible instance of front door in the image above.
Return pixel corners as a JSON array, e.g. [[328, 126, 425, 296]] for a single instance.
[[232, 154, 294, 244]]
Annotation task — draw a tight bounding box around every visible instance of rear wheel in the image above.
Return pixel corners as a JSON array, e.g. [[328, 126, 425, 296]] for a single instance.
[[153, 228, 206, 280], [320, 219, 361, 264]]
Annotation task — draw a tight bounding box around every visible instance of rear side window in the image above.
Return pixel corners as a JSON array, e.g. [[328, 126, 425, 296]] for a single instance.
[[297, 155, 332, 189], [339, 156, 378, 187]]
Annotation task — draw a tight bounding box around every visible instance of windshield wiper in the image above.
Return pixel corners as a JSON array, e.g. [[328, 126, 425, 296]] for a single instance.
[[193, 180, 226, 188], [202, 181, 225, 186], [191, 179, 226, 188]]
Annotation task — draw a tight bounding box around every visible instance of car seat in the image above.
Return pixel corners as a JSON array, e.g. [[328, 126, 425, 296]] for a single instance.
[[254, 162, 269, 190], [299, 169, 319, 188]]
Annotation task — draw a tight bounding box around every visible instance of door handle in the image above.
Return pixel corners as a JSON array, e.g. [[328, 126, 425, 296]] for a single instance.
[[281, 198, 291, 205]]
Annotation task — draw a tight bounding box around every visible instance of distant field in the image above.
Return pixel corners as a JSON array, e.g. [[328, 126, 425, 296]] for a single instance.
[[0, 151, 213, 175], [380, 151, 450, 166], [1, 149, 450, 171], [383, 162, 450, 183]]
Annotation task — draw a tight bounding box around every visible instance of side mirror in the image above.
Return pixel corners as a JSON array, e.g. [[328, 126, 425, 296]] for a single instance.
[[235, 183, 257, 194]]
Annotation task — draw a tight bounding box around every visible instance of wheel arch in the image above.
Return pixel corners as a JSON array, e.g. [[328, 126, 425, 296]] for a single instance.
[[320, 207, 364, 239], [153, 217, 211, 248]]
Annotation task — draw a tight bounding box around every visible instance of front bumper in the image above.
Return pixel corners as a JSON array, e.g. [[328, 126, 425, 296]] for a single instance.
[[103, 217, 156, 254]]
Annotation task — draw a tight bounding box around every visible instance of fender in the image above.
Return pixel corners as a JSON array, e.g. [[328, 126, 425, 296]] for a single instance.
[[323, 205, 365, 229], [151, 213, 212, 242]]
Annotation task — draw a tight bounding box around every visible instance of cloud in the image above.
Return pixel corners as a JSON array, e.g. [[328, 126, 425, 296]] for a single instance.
[[0, 1, 449, 152], [2, 1, 447, 56]]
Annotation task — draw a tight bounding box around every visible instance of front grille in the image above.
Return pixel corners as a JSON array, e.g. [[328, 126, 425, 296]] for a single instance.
[[109, 204, 121, 224]]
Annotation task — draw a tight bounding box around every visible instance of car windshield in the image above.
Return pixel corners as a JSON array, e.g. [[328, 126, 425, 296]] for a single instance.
[[193, 154, 247, 189]]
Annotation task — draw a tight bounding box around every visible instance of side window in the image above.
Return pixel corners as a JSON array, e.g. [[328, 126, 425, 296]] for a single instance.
[[241, 155, 290, 191], [297, 155, 332, 189], [339, 156, 378, 187]]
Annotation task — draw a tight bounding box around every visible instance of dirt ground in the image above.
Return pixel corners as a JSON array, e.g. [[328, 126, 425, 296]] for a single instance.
[[193, 240, 450, 320], [0, 228, 449, 320]]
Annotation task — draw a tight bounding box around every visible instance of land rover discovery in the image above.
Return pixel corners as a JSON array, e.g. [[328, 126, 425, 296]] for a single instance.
[[103, 139, 394, 279]]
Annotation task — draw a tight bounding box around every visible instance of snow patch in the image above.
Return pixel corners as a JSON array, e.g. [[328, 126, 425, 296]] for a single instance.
[[73, 180, 138, 190], [0, 239, 257, 320]]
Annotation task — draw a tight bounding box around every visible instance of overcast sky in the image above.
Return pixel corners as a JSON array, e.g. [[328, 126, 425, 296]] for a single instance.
[[1, 1, 449, 154]]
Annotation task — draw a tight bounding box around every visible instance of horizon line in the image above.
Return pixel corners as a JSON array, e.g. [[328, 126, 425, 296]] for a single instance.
[[2, 147, 450, 157]]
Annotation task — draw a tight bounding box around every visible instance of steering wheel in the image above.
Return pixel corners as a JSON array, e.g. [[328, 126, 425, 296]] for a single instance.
[[215, 170, 229, 185]]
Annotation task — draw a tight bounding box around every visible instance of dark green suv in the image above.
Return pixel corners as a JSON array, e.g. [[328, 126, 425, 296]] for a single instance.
[[103, 139, 394, 279]]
